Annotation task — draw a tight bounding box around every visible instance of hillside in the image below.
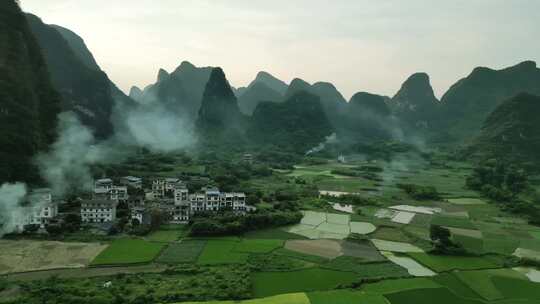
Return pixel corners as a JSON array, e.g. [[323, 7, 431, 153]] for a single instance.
[[469, 93, 540, 166], [248, 91, 333, 152], [196, 68, 245, 140], [130, 61, 213, 121], [390, 72, 440, 130], [340, 92, 393, 141], [284, 78, 346, 126], [0, 1, 61, 183], [238, 82, 283, 115], [440, 61, 540, 141]]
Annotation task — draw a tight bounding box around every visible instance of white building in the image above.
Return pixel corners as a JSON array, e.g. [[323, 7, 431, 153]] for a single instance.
[[94, 179, 128, 202], [121, 176, 143, 189], [152, 178, 184, 199], [81, 199, 118, 223], [12, 188, 59, 232]]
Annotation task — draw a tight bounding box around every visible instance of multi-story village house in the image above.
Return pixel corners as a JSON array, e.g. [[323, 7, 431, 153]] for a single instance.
[[80, 199, 118, 224], [93, 178, 128, 202], [152, 178, 183, 199], [121, 176, 143, 189], [167, 186, 247, 223], [12, 188, 59, 232]]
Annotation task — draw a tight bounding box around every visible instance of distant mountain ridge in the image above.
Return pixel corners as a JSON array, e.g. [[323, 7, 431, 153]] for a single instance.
[[439, 60, 540, 140], [129, 61, 213, 122]]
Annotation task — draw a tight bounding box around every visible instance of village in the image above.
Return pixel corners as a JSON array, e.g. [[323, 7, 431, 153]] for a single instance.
[[12, 177, 248, 234]]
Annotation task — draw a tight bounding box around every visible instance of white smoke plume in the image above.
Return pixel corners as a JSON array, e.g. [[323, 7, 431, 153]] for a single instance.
[[306, 133, 338, 155], [0, 183, 28, 236], [115, 102, 196, 153]]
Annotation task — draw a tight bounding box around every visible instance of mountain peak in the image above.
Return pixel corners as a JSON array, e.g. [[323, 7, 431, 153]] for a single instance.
[[157, 68, 169, 82], [129, 86, 143, 101], [250, 71, 288, 95], [179, 60, 196, 70]]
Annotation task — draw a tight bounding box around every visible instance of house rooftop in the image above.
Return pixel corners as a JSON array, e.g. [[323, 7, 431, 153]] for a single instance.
[[96, 178, 113, 183], [123, 176, 141, 182]]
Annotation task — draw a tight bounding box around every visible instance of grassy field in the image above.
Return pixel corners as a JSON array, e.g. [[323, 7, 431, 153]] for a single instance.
[[384, 288, 486, 304], [322, 257, 410, 278], [251, 268, 359, 298], [431, 215, 476, 229], [146, 227, 187, 243], [197, 240, 249, 265], [307, 290, 387, 304], [243, 229, 309, 240], [179, 293, 310, 304], [90, 239, 165, 265], [407, 253, 502, 272], [234, 239, 284, 253], [362, 277, 440, 294], [156, 240, 206, 264], [432, 273, 484, 300]]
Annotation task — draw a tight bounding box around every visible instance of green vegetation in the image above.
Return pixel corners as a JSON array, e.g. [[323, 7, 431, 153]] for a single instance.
[[407, 253, 502, 272], [362, 277, 441, 294], [156, 240, 207, 264], [432, 273, 484, 300], [384, 288, 486, 304], [322, 257, 409, 279], [147, 226, 187, 242], [248, 254, 313, 272], [251, 268, 359, 298], [248, 91, 334, 153], [308, 290, 387, 304], [243, 228, 308, 240], [397, 183, 440, 200], [197, 240, 249, 265], [492, 276, 540, 300], [234, 239, 284, 254], [431, 216, 476, 229], [273, 248, 330, 264], [10, 265, 251, 303], [190, 211, 302, 236], [91, 239, 165, 265], [0, 0, 61, 183]]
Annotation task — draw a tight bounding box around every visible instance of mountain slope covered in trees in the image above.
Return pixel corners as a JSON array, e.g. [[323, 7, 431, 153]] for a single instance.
[[129, 61, 212, 122], [439, 61, 540, 141], [0, 1, 61, 183], [248, 91, 333, 152], [469, 93, 540, 168], [26, 14, 117, 138], [196, 68, 245, 140], [390, 72, 440, 130]]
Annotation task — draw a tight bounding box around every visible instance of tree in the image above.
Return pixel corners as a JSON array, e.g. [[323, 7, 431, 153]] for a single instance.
[[63, 213, 81, 232], [429, 225, 466, 255]]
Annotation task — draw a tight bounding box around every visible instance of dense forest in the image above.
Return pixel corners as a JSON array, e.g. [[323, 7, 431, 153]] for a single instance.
[[0, 0, 61, 184]]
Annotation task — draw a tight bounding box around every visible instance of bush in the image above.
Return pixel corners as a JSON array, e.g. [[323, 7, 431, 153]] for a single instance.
[[397, 183, 440, 200], [189, 210, 302, 236]]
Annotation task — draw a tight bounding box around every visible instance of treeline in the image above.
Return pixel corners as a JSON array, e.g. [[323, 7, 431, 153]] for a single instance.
[[466, 159, 540, 225], [397, 183, 440, 200], [190, 210, 302, 236]]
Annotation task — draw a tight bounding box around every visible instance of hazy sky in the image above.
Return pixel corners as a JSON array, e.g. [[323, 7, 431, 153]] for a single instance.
[[21, 0, 540, 99]]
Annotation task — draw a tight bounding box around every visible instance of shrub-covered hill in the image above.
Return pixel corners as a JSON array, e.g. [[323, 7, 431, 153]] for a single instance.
[[439, 61, 540, 141], [0, 1, 61, 183], [468, 93, 540, 167], [248, 91, 334, 153]]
